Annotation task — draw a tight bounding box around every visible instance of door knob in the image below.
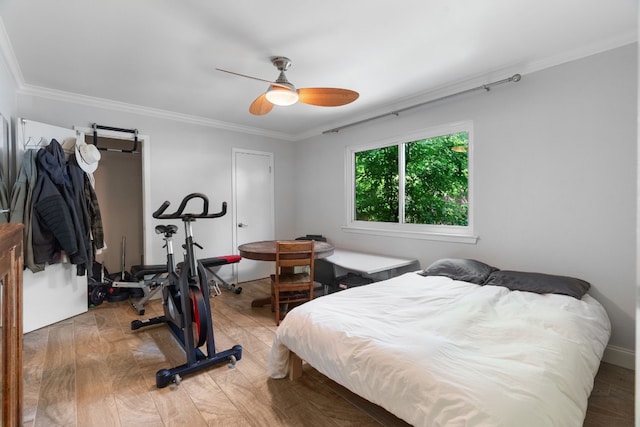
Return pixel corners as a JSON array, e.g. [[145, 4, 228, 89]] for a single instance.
[[238, 223, 248, 228]]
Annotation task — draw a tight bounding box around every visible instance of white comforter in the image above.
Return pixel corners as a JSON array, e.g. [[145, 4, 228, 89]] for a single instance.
[[268, 273, 610, 427]]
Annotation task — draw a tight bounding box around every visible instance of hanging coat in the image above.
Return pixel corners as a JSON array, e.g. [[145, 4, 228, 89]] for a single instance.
[[31, 139, 88, 275], [85, 173, 105, 253], [67, 153, 94, 271], [9, 150, 44, 272]]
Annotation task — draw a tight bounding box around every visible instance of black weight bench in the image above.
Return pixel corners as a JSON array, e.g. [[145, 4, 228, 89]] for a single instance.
[[186, 255, 243, 296], [113, 255, 242, 315], [111, 264, 171, 315]]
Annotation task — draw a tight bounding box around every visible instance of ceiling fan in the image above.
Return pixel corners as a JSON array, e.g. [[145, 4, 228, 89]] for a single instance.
[[216, 56, 359, 115]]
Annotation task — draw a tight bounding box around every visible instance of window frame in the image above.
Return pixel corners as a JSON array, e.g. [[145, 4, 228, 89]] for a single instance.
[[343, 121, 478, 244]]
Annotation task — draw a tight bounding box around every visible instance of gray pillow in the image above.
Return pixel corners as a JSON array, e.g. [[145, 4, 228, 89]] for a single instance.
[[419, 258, 498, 284], [483, 270, 590, 299]]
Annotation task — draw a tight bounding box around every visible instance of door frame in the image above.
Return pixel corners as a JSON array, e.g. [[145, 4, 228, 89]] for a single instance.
[[75, 126, 152, 263], [231, 148, 275, 278]]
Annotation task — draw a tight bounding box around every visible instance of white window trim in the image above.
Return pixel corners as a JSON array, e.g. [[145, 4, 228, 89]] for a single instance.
[[343, 121, 478, 244]]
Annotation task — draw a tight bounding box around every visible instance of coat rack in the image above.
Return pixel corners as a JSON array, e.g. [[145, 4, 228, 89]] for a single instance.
[[23, 136, 48, 149]]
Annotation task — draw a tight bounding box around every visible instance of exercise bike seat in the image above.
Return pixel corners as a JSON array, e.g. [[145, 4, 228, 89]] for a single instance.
[[155, 224, 178, 235], [130, 264, 169, 280]]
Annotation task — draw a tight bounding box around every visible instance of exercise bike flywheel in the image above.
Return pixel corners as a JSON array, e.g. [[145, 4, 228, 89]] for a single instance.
[[190, 285, 208, 348]]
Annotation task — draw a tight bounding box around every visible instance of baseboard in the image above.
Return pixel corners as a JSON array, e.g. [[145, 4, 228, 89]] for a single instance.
[[602, 345, 635, 370]]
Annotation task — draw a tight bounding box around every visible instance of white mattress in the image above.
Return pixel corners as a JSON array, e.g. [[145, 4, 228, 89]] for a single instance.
[[268, 272, 611, 427]]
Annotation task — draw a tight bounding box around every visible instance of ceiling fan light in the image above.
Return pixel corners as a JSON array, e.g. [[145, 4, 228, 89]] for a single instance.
[[265, 87, 299, 106]]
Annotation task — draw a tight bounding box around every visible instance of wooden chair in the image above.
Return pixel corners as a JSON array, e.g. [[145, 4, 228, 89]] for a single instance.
[[270, 240, 315, 325]]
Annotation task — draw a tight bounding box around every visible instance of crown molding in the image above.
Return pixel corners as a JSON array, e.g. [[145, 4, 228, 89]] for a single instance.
[[0, 17, 24, 87], [522, 30, 637, 76], [302, 34, 638, 140], [0, 15, 635, 143], [0, 17, 296, 141], [16, 84, 297, 141]]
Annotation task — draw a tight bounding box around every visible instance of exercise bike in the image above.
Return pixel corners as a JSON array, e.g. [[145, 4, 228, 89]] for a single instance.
[[131, 193, 243, 388]]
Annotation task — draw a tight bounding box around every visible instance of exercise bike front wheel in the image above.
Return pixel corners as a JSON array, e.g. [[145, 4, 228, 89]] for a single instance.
[[189, 285, 208, 348]]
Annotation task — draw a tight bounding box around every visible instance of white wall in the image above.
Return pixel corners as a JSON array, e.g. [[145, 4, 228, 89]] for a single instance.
[[14, 96, 297, 266], [0, 63, 14, 116], [293, 44, 637, 353], [0, 42, 17, 180]]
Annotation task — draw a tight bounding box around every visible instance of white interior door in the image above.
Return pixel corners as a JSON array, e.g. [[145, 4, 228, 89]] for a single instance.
[[16, 118, 87, 333], [232, 149, 274, 282]]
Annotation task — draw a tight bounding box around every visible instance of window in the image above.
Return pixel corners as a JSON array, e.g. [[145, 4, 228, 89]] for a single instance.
[[344, 122, 476, 243]]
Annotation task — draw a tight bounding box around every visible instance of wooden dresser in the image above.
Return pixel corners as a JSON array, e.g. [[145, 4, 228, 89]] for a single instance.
[[0, 223, 24, 426]]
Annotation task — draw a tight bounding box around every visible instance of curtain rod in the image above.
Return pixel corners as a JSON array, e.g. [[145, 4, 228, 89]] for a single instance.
[[323, 74, 522, 134]]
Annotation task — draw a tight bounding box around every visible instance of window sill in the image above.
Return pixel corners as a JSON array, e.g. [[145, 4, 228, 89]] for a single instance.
[[341, 225, 478, 244]]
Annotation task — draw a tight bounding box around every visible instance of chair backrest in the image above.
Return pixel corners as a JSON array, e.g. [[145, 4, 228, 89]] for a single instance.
[[275, 240, 315, 278]]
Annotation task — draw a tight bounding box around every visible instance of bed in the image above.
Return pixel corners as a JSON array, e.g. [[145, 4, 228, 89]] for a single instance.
[[268, 258, 611, 427]]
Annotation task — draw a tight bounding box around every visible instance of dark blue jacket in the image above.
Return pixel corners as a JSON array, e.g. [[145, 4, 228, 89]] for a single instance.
[[32, 139, 88, 274]]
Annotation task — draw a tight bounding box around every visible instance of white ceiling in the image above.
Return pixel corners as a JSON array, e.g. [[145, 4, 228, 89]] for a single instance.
[[0, 0, 636, 141]]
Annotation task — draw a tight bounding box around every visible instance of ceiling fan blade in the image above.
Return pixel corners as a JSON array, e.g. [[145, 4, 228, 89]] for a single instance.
[[297, 88, 359, 107], [249, 93, 274, 115], [215, 68, 290, 90]]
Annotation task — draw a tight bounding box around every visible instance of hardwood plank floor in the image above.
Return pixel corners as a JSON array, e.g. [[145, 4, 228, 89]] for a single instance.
[[23, 279, 634, 426]]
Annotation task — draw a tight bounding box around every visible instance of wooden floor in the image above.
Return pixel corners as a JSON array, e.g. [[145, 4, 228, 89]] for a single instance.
[[22, 279, 634, 426]]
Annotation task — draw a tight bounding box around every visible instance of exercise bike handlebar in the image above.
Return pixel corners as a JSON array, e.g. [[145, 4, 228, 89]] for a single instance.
[[152, 193, 227, 220]]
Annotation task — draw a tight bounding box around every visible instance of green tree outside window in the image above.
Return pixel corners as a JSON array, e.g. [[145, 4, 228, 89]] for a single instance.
[[355, 131, 468, 226]]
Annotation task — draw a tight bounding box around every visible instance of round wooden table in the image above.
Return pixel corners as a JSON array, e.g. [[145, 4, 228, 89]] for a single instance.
[[237, 240, 334, 307], [238, 240, 334, 261]]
